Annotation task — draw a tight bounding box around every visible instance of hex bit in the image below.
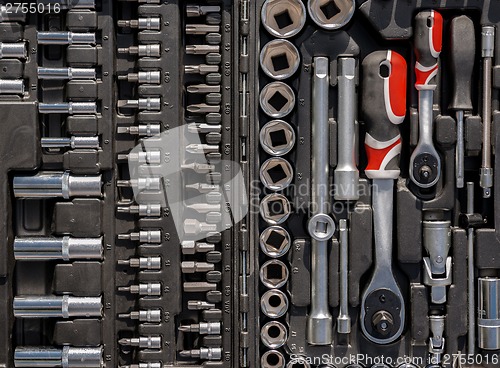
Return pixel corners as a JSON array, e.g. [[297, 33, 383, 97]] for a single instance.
[[37, 67, 96, 80], [118, 44, 161, 57], [118, 230, 162, 243], [181, 261, 215, 273], [187, 300, 216, 310], [117, 17, 161, 30], [13, 296, 102, 318], [116, 178, 161, 191], [118, 283, 161, 296], [118, 256, 161, 270], [186, 5, 221, 17], [119, 309, 162, 323], [14, 236, 103, 261], [41, 136, 99, 150], [117, 97, 161, 111], [14, 346, 103, 368], [37, 31, 96, 45], [183, 282, 217, 292], [0, 42, 26, 59], [118, 71, 161, 84], [118, 336, 161, 349], [181, 241, 216, 255], [117, 123, 161, 137], [117, 204, 161, 217], [39, 102, 97, 114], [184, 219, 217, 234], [179, 322, 221, 335], [179, 348, 222, 361]]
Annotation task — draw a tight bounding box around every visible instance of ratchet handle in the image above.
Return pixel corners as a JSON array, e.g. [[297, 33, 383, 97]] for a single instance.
[[414, 10, 443, 90], [362, 50, 407, 180]]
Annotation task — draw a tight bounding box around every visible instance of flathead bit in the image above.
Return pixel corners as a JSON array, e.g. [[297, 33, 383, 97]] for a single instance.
[[187, 84, 221, 94], [178, 322, 221, 335], [187, 103, 221, 114], [186, 5, 221, 17], [187, 123, 222, 134], [186, 45, 220, 55], [185, 64, 219, 75], [186, 144, 220, 154], [181, 162, 215, 174]]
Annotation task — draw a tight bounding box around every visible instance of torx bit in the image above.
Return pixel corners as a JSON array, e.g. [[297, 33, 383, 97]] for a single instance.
[[13, 171, 101, 198], [185, 64, 219, 75], [13, 296, 102, 318], [186, 5, 221, 17], [181, 241, 216, 255], [0, 42, 26, 59], [41, 136, 99, 150], [117, 204, 161, 217], [118, 256, 161, 270], [117, 17, 161, 30], [116, 177, 161, 191], [185, 183, 219, 193], [118, 71, 161, 84], [14, 236, 103, 261], [0, 79, 24, 94], [15, 346, 103, 368], [37, 67, 96, 80], [179, 322, 221, 335], [187, 103, 221, 114], [184, 219, 217, 235], [39, 102, 97, 114], [186, 203, 221, 213], [118, 230, 162, 243], [117, 123, 161, 137], [119, 309, 162, 323], [118, 44, 161, 57], [185, 24, 220, 35], [118, 151, 161, 165], [187, 84, 221, 94], [186, 45, 220, 55], [188, 123, 221, 134], [118, 282, 162, 296], [37, 31, 96, 45], [117, 97, 161, 111], [179, 347, 222, 361], [119, 364, 162, 368], [186, 144, 220, 154], [183, 282, 218, 292], [187, 300, 216, 310], [181, 261, 215, 273], [181, 162, 215, 174], [118, 336, 162, 349]]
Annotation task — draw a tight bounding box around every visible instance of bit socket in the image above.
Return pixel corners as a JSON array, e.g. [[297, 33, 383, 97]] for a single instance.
[[185, 24, 220, 35], [181, 241, 216, 254], [13, 296, 102, 318], [183, 282, 217, 292], [117, 17, 161, 30], [181, 261, 215, 273], [186, 5, 221, 17], [119, 309, 162, 323], [118, 151, 161, 165], [117, 97, 161, 111], [118, 230, 162, 244], [14, 236, 103, 261], [37, 31, 96, 45], [41, 136, 99, 150], [39, 102, 97, 114], [119, 336, 161, 349], [118, 256, 161, 270], [186, 45, 220, 55], [179, 347, 222, 361], [185, 64, 219, 75], [0, 79, 24, 94], [13, 171, 101, 199], [188, 300, 216, 310], [118, 44, 161, 57], [116, 177, 161, 191], [37, 67, 96, 80], [117, 204, 161, 217], [118, 71, 161, 84], [117, 123, 161, 137], [0, 42, 26, 59], [179, 322, 221, 335], [14, 346, 103, 368], [118, 282, 162, 296]]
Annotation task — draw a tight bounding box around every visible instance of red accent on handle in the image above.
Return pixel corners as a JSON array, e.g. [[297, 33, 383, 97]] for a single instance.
[[365, 138, 401, 172], [388, 51, 407, 122], [415, 64, 439, 87], [431, 10, 443, 55]]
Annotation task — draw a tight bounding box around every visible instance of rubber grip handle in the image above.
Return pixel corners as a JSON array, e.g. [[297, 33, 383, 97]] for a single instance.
[[449, 15, 475, 110], [362, 50, 407, 180], [414, 10, 443, 90]]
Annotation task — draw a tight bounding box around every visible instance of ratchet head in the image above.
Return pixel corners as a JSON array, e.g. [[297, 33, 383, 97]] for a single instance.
[[414, 10, 443, 91], [362, 50, 407, 180]]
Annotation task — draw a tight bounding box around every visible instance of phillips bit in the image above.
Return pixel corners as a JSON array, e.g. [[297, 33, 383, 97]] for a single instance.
[[185, 183, 219, 193], [118, 282, 161, 296], [181, 261, 215, 273], [181, 162, 215, 174], [186, 203, 221, 213], [185, 24, 220, 35], [37, 31, 96, 45], [41, 136, 99, 150], [116, 177, 161, 191], [186, 144, 220, 154], [117, 97, 161, 111], [119, 309, 162, 323], [15, 347, 103, 368], [37, 67, 96, 80], [185, 64, 219, 75], [118, 230, 162, 243], [179, 347, 222, 361], [187, 103, 221, 114], [117, 203, 161, 217], [186, 5, 221, 17], [118, 256, 162, 270], [117, 17, 161, 30], [186, 45, 220, 55], [118, 71, 161, 84], [39, 102, 97, 114], [179, 322, 221, 335], [184, 219, 217, 235], [188, 300, 216, 310], [118, 44, 161, 57], [118, 336, 161, 349], [181, 241, 216, 255], [118, 151, 161, 165], [187, 84, 221, 94], [188, 123, 222, 134], [183, 282, 218, 292], [119, 364, 161, 368], [117, 123, 161, 137], [0, 42, 26, 59]]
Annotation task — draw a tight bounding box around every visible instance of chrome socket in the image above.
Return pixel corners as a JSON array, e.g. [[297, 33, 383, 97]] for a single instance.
[[0, 79, 24, 94], [261, 321, 288, 349], [14, 236, 103, 261], [478, 277, 500, 350], [0, 42, 26, 59], [260, 40, 300, 80], [261, 350, 285, 368], [260, 157, 294, 191], [260, 259, 289, 289], [261, 289, 289, 318], [261, 0, 306, 38], [260, 120, 295, 156], [307, 0, 355, 30], [260, 193, 291, 225], [260, 226, 291, 258], [260, 82, 295, 118]]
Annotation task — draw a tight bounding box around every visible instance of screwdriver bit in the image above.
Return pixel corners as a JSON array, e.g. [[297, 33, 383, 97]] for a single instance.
[[117, 17, 161, 30], [118, 151, 161, 165], [118, 256, 161, 270], [185, 183, 219, 193], [117, 97, 161, 111], [181, 261, 215, 273], [0, 42, 26, 59], [14, 236, 103, 261], [117, 177, 161, 191], [181, 241, 216, 255], [118, 71, 161, 84], [185, 24, 220, 35], [117, 123, 161, 137], [179, 347, 222, 361], [186, 144, 220, 154], [118, 44, 161, 57], [185, 64, 219, 75], [15, 347, 103, 368], [118, 282, 162, 296], [37, 67, 96, 80], [41, 136, 99, 150], [184, 219, 217, 235], [186, 5, 221, 17], [118, 336, 161, 349], [187, 84, 221, 94], [119, 309, 162, 323], [183, 282, 218, 292], [186, 203, 221, 213], [188, 123, 221, 134], [37, 31, 96, 45], [118, 230, 162, 243], [187, 104, 221, 114], [39, 102, 97, 114], [188, 300, 216, 310], [179, 322, 221, 335], [117, 204, 161, 217], [186, 45, 220, 55], [181, 162, 215, 174], [13, 296, 102, 318]]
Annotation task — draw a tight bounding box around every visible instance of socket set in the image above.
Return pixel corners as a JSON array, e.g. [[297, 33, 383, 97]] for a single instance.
[[1, 1, 500, 368]]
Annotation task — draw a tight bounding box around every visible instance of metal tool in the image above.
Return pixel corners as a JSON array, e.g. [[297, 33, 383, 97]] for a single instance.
[[187, 104, 220, 114], [260, 193, 291, 225], [118, 71, 161, 84], [0, 42, 26, 59], [184, 219, 217, 237], [37, 31, 96, 45], [118, 256, 161, 270], [118, 309, 161, 323], [261, 289, 288, 318], [186, 203, 220, 213], [118, 44, 161, 57], [335, 57, 359, 200], [118, 151, 161, 165], [118, 230, 162, 244], [188, 124, 222, 136], [186, 24, 220, 35], [117, 98, 161, 111], [261, 350, 285, 368], [117, 123, 161, 137], [39, 102, 97, 114], [480, 26, 495, 198], [13, 296, 102, 318], [260, 40, 300, 80], [13, 171, 101, 198], [260, 120, 295, 156], [0, 79, 24, 94], [185, 64, 219, 75], [179, 322, 221, 335], [307, 57, 335, 345], [260, 259, 289, 289], [116, 177, 161, 191], [184, 282, 218, 292], [465, 182, 478, 354], [179, 348, 222, 361], [37, 67, 96, 80], [185, 183, 219, 193], [449, 16, 475, 188], [186, 144, 220, 155], [261, 321, 287, 349], [308, 0, 355, 30], [14, 236, 102, 261], [261, 0, 306, 39], [187, 300, 216, 310], [181, 241, 215, 254], [360, 50, 407, 344], [478, 277, 500, 350], [260, 158, 293, 191], [118, 282, 162, 296], [41, 136, 99, 150], [14, 346, 103, 368], [337, 219, 351, 334], [186, 45, 220, 55], [187, 84, 221, 94], [260, 226, 291, 258], [119, 336, 161, 349], [409, 10, 443, 188], [186, 5, 221, 16], [428, 315, 446, 364], [117, 17, 161, 30], [117, 203, 161, 217], [181, 261, 214, 273], [259, 82, 295, 118]]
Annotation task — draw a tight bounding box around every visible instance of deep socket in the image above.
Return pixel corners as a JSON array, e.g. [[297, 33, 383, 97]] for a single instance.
[[37, 67, 96, 80], [41, 136, 99, 150], [13, 296, 102, 318], [14, 346, 103, 368], [0, 42, 26, 59], [0, 79, 24, 94], [37, 31, 96, 45], [14, 236, 103, 261], [39, 102, 97, 114]]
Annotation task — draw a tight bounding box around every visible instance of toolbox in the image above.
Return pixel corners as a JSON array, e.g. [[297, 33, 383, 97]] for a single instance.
[[1, 0, 500, 367]]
